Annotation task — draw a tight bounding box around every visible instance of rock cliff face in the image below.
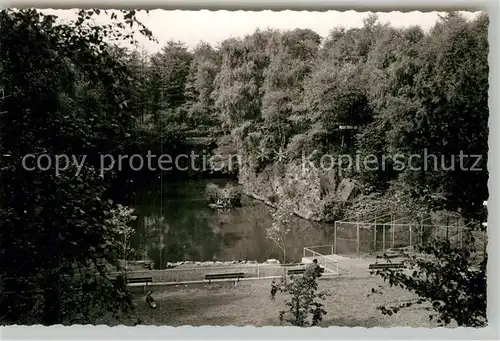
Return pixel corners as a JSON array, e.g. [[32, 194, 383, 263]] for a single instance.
[[238, 160, 358, 221]]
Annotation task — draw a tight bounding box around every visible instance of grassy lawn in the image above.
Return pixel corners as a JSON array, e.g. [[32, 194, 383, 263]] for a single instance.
[[132, 275, 440, 327]]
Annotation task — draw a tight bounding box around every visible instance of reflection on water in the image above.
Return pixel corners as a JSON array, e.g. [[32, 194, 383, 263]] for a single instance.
[[129, 179, 335, 269]]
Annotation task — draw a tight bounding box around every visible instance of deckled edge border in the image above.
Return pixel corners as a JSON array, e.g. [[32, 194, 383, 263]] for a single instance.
[[0, 1, 498, 340]]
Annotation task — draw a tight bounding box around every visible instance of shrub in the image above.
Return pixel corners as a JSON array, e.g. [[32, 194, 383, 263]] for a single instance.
[[225, 183, 242, 206], [205, 183, 243, 207], [205, 183, 220, 203], [272, 271, 330, 327]]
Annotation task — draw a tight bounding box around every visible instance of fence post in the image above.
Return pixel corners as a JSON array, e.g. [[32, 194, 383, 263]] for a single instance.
[[373, 223, 377, 252], [356, 222, 360, 255], [331, 244, 334, 255], [257, 264, 260, 279], [334, 222, 337, 254], [392, 217, 395, 248], [409, 225, 412, 255], [383, 225, 386, 250]]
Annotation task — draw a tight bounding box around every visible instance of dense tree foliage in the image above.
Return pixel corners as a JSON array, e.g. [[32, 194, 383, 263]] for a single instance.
[[0, 8, 155, 324], [0, 8, 488, 326], [86, 12, 487, 226], [203, 13, 487, 229]]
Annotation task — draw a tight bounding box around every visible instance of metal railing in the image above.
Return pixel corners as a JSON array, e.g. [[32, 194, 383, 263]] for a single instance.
[[110, 261, 341, 286], [303, 246, 339, 274]]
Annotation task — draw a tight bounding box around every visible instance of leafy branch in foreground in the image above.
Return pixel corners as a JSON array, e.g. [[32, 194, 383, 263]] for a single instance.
[[370, 232, 487, 327]]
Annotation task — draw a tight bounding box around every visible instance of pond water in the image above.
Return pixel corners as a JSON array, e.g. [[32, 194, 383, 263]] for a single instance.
[[129, 178, 335, 269]]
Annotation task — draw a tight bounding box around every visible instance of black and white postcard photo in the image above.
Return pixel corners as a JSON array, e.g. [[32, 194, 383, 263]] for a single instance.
[[0, 6, 491, 332]]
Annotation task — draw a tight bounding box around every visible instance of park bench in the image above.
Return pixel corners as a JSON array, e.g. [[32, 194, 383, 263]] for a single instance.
[[287, 268, 306, 275], [126, 276, 153, 292], [126, 276, 153, 285], [369, 263, 405, 276], [204, 272, 244, 284], [287, 267, 325, 276], [368, 263, 405, 276], [111, 276, 153, 291], [368, 263, 405, 270]]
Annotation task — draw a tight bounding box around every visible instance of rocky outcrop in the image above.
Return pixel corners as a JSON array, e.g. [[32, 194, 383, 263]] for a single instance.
[[238, 160, 358, 221]]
